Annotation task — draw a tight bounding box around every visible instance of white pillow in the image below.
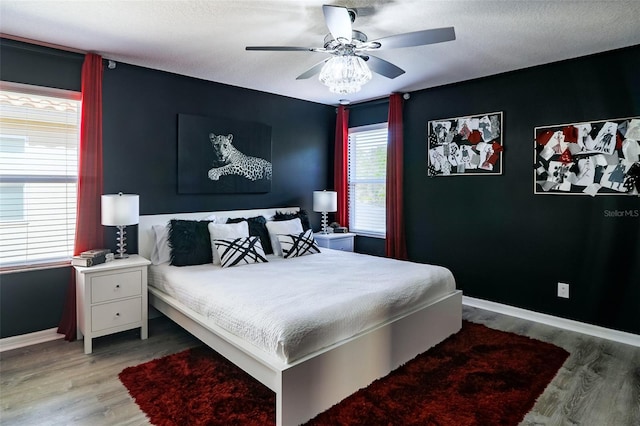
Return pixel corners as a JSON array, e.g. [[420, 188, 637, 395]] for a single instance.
[[150, 224, 171, 265], [203, 214, 228, 223], [277, 229, 321, 258], [213, 236, 268, 268], [208, 221, 249, 265], [265, 218, 303, 256]]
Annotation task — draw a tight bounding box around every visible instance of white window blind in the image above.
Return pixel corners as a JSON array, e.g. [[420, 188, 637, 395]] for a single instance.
[[0, 82, 81, 269], [348, 123, 387, 238]]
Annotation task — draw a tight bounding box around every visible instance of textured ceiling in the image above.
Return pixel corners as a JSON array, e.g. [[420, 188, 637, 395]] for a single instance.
[[1, 1, 639, 106]]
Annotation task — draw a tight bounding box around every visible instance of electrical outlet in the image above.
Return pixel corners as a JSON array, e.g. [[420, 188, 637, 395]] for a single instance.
[[557, 282, 570, 299]]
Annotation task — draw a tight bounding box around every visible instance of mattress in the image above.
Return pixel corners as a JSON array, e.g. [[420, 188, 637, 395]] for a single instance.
[[148, 248, 456, 363]]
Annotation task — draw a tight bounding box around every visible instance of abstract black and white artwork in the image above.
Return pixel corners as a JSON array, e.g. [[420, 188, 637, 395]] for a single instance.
[[427, 111, 503, 176], [178, 114, 272, 193], [534, 116, 640, 196]]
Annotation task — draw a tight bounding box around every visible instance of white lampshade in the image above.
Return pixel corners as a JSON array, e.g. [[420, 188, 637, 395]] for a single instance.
[[313, 191, 337, 213], [101, 193, 139, 226]]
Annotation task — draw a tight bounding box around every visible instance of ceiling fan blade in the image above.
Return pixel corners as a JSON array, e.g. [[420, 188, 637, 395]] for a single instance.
[[322, 5, 353, 43], [371, 27, 456, 49], [363, 55, 405, 79], [296, 60, 329, 80], [246, 46, 314, 51]]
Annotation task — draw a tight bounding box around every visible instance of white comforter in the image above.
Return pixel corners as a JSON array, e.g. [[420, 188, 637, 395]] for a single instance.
[[149, 249, 456, 363]]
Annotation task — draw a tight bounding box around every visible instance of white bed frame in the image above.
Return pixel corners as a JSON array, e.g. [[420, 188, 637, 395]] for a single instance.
[[139, 207, 462, 426]]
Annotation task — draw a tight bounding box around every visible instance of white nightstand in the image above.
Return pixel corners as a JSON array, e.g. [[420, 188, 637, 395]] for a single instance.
[[74, 254, 151, 354], [313, 232, 356, 252]]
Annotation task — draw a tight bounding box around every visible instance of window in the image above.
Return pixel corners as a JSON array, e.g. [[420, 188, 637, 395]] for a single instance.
[[0, 82, 81, 269], [348, 123, 387, 238]]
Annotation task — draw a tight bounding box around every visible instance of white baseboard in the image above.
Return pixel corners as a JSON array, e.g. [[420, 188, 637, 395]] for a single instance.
[[1, 308, 164, 353], [0, 328, 64, 352], [463, 296, 640, 348]]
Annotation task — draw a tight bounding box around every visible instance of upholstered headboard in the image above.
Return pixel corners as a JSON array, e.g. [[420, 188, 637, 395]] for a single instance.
[[138, 207, 300, 260]]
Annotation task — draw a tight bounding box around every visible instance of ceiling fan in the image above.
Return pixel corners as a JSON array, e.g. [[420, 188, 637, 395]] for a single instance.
[[246, 4, 456, 93]]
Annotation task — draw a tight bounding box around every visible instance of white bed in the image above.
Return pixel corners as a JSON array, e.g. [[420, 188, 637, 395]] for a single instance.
[[139, 207, 462, 426]]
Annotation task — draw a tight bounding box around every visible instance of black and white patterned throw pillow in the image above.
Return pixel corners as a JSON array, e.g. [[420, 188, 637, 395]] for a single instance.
[[277, 229, 320, 259], [213, 236, 268, 268]]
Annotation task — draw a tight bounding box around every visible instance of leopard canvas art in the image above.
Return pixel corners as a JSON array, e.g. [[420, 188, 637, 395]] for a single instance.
[[208, 133, 272, 181], [178, 114, 272, 193]]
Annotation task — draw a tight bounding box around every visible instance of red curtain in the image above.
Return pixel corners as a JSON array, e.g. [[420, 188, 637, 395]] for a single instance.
[[385, 94, 407, 260], [58, 53, 105, 341], [334, 105, 350, 228]]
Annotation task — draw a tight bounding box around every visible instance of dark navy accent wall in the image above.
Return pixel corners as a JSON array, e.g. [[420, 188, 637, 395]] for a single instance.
[[0, 267, 71, 337], [401, 45, 639, 335], [101, 62, 335, 253]]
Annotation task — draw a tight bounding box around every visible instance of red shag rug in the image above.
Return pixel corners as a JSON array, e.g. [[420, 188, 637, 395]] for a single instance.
[[119, 321, 569, 425]]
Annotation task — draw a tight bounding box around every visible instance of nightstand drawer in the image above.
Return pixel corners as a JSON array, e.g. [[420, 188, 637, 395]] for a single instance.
[[90, 270, 142, 303], [91, 298, 142, 332], [329, 238, 353, 251], [314, 232, 356, 252]]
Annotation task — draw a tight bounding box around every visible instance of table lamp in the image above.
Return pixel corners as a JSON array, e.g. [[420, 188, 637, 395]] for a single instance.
[[313, 190, 337, 234], [101, 193, 139, 259]]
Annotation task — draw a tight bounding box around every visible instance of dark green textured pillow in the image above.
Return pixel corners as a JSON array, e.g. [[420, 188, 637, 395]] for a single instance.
[[168, 219, 212, 266], [226, 216, 273, 255], [274, 210, 311, 231]]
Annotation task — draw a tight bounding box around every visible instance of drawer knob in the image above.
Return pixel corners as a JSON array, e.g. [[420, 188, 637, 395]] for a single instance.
[[115, 284, 120, 289], [115, 312, 120, 317]]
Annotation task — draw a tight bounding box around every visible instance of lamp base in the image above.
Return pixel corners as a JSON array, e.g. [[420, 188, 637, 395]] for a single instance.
[[115, 225, 129, 259], [321, 211, 329, 234]]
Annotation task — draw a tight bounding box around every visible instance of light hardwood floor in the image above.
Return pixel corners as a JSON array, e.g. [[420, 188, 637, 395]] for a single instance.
[[1, 306, 638, 425]]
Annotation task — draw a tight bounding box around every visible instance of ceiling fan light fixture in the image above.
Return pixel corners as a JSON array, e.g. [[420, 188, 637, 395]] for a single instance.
[[319, 55, 372, 94]]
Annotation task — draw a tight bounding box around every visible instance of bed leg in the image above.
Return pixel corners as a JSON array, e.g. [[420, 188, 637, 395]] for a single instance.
[[275, 392, 284, 426]]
